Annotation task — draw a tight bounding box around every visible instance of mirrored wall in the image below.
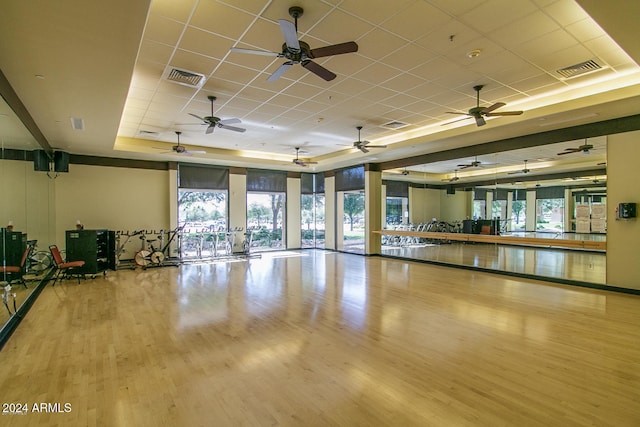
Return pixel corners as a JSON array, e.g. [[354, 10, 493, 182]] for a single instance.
[[1, 94, 53, 340], [380, 139, 607, 285]]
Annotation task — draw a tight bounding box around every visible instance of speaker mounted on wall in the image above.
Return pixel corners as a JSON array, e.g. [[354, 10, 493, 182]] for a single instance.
[[54, 151, 70, 173], [33, 149, 51, 172]]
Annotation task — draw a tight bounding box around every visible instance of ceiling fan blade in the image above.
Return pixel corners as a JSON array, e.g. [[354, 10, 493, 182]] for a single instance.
[[302, 60, 336, 81], [220, 124, 246, 133], [218, 118, 241, 126], [205, 124, 215, 134], [278, 19, 300, 51], [458, 164, 473, 169], [475, 115, 486, 127], [485, 111, 523, 116], [481, 102, 506, 114], [309, 41, 358, 58], [365, 145, 387, 149], [230, 47, 280, 57], [357, 145, 369, 153], [188, 150, 207, 154], [445, 111, 470, 115], [188, 113, 207, 123], [267, 62, 293, 82]]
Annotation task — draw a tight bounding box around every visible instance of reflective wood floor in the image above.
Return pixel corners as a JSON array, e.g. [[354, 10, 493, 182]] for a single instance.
[[382, 242, 606, 284], [1, 250, 639, 426]]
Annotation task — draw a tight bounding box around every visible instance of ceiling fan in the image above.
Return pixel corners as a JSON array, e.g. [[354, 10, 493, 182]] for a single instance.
[[230, 6, 358, 82], [352, 126, 387, 153], [292, 147, 318, 167], [442, 170, 460, 182], [557, 142, 594, 155], [187, 96, 246, 134], [155, 131, 206, 156], [508, 159, 531, 174], [457, 155, 494, 169], [446, 85, 523, 127]]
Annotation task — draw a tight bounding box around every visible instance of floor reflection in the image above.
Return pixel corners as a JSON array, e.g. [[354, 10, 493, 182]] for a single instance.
[[382, 242, 605, 284]]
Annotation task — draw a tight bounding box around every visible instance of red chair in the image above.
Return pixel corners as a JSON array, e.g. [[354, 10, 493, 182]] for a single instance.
[[49, 245, 86, 285], [0, 246, 30, 289]]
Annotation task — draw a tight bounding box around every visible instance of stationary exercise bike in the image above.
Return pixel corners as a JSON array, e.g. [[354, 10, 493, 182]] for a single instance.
[[134, 226, 183, 267]]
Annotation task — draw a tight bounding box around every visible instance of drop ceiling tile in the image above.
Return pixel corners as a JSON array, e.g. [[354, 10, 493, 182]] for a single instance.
[[352, 62, 401, 84], [383, 2, 452, 42], [307, 9, 373, 45], [338, 0, 413, 26], [460, 0, 537, 34], [327, 77, 373, 98], [234, 17, 283, 52], [384, 72, 428, 94], [517, 28, 578, 61], [179, 27, 234, 60], [318, 54, 375, 79], [143, 14, 186, 46], [268, 93, 306, 109], [356, 28, 408, 61], [380, 92, 422, 109], [130, 60, 165, 89], [201, 79, 245, 97], [585, 36, 636, 68], [190, 2, 255, 40], [565, 17, 608, 42], [543, 0, 591, 27], [219, 0, 270, 15], [170, 49, 220, 77], [489, 11, 560, 49], [149, 0, 198, 22], [427, 0, 482, 16], [214, 62, 264, 85], [263, 0, 333, 24], [137, 40, 175, 65], [382, 43, 440, 73], [509, 73, 562, 94], [540, 44, 595, 74]]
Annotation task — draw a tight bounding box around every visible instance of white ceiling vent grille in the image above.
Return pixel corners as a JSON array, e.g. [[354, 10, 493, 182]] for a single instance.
[[381, 120, 409, 130], [139, 130, 160, 138], [163, 67, 206, 88], [556, 59, 604, 79]]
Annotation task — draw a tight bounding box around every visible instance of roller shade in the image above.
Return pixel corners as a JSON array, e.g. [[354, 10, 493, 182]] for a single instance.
[[335, 166, 364, 191], [247, 169, 287, 192], [536, 186, 564, 199], [384, 180, 409, 197], [301, 173, 325, 194], [178, 164, 228, 189], [474, 188, 487, 200]]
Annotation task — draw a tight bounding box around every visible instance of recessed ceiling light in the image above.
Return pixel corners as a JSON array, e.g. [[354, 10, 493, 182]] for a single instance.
[[467, 49, 481, 58]]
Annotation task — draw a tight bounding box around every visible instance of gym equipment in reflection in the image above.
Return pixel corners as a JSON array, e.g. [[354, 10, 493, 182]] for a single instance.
[[382, 219, 463, 247], [462, 219, 501, 235]]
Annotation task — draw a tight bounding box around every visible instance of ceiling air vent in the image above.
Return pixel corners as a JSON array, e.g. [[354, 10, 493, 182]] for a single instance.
[[163, 67, 206, 88], [381, 120, 409, 130], [556, 59, 603, 79], [139, 130, 160, 138]]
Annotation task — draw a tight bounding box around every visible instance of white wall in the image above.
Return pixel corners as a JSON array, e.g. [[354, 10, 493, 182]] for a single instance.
[[607, 130, 640, 289], [229, 172, 247, 252], [440, 190, 467, 223], [324, 176, 335, 250], [409, 186, 440, 224], [287, 176, 301, 249]]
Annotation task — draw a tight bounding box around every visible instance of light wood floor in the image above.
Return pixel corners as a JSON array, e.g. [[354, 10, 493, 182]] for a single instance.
[[1, 250, 639, 426], [382, 242, 606, 284]]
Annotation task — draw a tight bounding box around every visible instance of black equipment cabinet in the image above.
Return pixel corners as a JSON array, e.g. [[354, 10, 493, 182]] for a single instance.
[[1, 228, 26, 267], [66, 229, 115, 276]]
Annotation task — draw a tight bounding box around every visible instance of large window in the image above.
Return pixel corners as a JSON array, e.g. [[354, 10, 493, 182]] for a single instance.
[[385, 180, 409, 227], [536, 187, 565, 233], [178, 165, 229, 258], [510, 190, 527, 232], [246, 169, 287, 252], [301, 173, 325, 248], [336, 166, 365, 254]]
